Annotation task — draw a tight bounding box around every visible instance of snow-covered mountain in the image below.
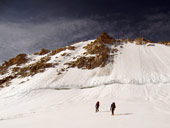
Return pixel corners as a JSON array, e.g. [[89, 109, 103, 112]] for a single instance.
[[0, 33, 170, 128], [1, 32, 170, 89]]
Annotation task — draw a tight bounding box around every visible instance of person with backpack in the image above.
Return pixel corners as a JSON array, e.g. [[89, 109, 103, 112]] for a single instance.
[[95, 101, 100, 112], [110, 102, 116, 116]]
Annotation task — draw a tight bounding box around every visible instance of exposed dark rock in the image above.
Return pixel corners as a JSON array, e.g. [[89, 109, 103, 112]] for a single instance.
[[158, 41, 170, 46], [135, 37, 153, 45], [39, 49, 50, 55], [124, 38, 134, 43], [84, 41, 109, 55], [5, 54, 28, 66], [67, 46, 75, 50], [96, 32, 115, 44], [50, 45, 75, 56], [0, 55, 55, 86], [64, 33, 118, 70], [65, 54, 109, 70], [0, 75, 16, 87], [61, 53, 67, 56], [111, 48, 118, 53], [0, 54, 28, 75], [50, 47, 67, 56]]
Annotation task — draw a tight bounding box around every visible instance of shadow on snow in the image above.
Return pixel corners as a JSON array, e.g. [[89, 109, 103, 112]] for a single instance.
[[99, 111, 133, 116]]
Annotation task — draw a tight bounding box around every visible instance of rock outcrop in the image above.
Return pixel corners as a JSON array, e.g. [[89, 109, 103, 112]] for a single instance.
[[135, 37, 153, 45], [84, 40, 109, 55], [15, 56, 55, 78], [65, 33, 117, 69], [50, 45, 75, 56], [65, 54, 109, 69], [158, 41, 170, 46], [0, 54, 28, 75], [124, 38, 134, 43], [34, 48, 50, 55], [96, 32, 115, 44], [0, 76, 16, 87], [4, 54, 28, 67], [0, 55, 56, 87]]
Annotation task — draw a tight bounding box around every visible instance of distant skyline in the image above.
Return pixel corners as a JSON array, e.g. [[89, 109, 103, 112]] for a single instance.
[[0, 0, 170, 63]]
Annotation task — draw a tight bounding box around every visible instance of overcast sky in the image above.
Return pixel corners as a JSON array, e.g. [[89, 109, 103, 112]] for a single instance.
[[0, 0, 170, 64]]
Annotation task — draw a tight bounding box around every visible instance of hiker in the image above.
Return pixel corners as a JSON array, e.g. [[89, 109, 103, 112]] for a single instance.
[[110, 102, 116, 116], [95, 101, 100, 112]]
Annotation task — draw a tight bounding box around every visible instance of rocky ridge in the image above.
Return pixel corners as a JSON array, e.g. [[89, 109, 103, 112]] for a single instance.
[[0, 32, 170, 88], [65, 32, 117, 69]]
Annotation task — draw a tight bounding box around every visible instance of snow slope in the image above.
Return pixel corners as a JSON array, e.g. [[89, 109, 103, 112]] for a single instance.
[[3, 40, 170, 90], [0, 84, 170, 128], [50, 42, 170, 87], [0, 39, 170, 128]]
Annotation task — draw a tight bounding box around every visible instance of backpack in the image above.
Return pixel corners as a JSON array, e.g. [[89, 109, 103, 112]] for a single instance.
[[96, 101, 99, 107], [111, 102, 116, 108]]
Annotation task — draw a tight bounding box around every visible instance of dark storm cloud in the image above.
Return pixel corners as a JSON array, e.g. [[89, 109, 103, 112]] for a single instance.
[[0, 0, 170, 64]]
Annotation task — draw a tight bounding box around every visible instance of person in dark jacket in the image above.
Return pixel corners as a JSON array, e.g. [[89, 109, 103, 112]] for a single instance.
[[110, 102, 116, 116], [95, 101, 100, 112]]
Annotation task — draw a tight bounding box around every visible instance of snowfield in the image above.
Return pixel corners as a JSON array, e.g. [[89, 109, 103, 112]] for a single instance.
[[0, 40, 170, 128], [0, 84, 170, 128]]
